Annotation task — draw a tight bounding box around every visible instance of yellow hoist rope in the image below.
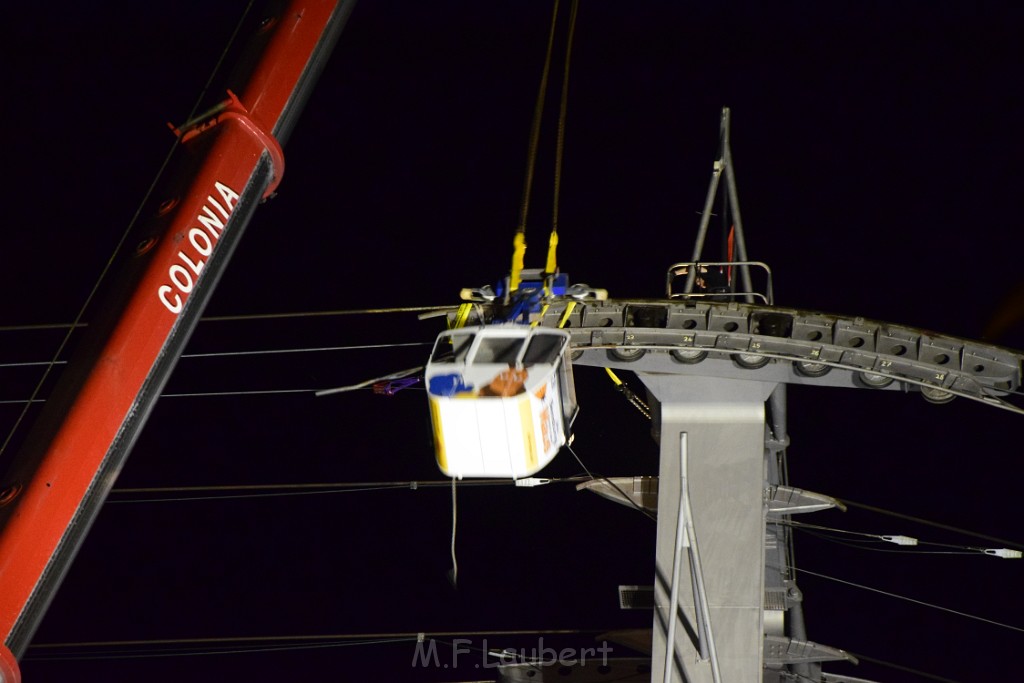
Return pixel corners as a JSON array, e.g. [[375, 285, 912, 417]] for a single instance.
[[509, 0, 579, 296], [510, 0, 561, 293], [549, 0, 579, 251]]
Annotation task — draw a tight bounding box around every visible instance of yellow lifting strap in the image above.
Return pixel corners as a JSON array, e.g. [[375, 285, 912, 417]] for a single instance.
[[545, 232, 558, 275], [509, 232, 527, 293], [557, 301, 576, 328], [450, 303, 473, 329], [533, 301, 575, 329], [530, 303, 550, 328], [541, 231, 559, 297]]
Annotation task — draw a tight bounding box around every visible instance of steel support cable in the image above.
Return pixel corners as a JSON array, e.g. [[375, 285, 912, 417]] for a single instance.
[[109, 482, 406, 504], [0, 384, 404, 405], [7, 344, 1024, 412], [184, 341, 430, 359], [30, 622, 962, 680], [795, 528, 1003, 557], [26, 637, 409, 662], [840, 651, 963, 683], [834, 496, 1023, 549], [789, 565, 1024, 635], [201, 305, 459, 322], [0, 0, 257, 461], [0, 304, 461, 333], [0, 341, 430, 371], [567, 445, 657, 522], [790, 665, 960, 683], [105, 477, 589, 504], [0, 340, 432, 404], [785, 520, 1020, 556], [27, 629, 593, 661]]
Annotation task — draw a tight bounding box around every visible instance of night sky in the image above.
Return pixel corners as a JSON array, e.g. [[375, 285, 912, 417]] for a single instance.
[[3, 2, 1024, 682]]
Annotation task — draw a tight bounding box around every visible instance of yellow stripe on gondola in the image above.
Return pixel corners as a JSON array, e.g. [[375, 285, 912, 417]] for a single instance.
[[519, 396, 537, 471], [428, 398, 448, 473]]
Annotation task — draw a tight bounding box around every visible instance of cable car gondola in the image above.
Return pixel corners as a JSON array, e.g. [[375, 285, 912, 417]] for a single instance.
[[426, 325, 578, 479]]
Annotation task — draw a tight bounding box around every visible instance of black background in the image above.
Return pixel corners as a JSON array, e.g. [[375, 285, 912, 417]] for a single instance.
[[2, 2, 1023, 681]]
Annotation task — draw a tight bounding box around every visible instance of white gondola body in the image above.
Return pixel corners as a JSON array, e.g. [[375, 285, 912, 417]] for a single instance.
[[426, 325, 577, 478]]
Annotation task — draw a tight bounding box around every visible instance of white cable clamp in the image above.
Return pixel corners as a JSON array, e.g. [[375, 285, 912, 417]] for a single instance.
[[983, 548, 1022, 559], [881, 535, 918, 546], [515, 477, 550, 487]]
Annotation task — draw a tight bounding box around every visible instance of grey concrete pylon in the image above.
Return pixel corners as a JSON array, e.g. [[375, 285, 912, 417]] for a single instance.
[[641, 374, 776, 683]]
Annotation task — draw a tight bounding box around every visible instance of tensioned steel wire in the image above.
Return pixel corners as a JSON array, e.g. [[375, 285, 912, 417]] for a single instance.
[[0, 305, 457, 405], [0, 1, 260, 459]]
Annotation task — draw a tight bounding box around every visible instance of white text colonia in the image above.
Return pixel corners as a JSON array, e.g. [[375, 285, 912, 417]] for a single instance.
[[158, 181, 239, 314]]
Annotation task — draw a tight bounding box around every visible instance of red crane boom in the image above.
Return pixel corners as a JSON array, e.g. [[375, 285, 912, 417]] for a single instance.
[[0, 2, 356, 677]]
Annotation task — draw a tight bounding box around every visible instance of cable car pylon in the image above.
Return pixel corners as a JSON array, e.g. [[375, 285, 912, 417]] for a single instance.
[[426, 106, 1024, 681]]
